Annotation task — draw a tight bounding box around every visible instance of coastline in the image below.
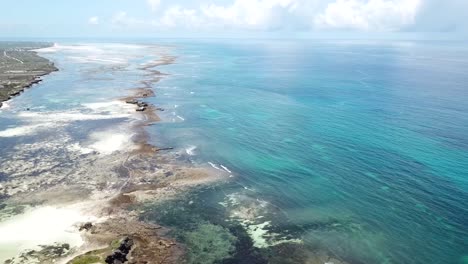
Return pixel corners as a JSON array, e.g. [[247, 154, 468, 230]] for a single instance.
[[0, 39, 463, 264], [0, 45, 229, 264], [0, 43, 58, 108], [0, 43, 348, 264], [64, 54, 230, 264]]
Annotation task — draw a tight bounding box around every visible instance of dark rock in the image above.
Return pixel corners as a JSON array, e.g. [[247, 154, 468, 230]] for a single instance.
[[158, 240, 172, 248], [119, 237, 134, 254], [127, 100, 150, 112], [79, 222, 93, 231], [126, 99, 138, 105], [105, 250, 127, 264], [156, 147, 174, 152], [136, 102, 148, 107], [105, 237, 134, 264]]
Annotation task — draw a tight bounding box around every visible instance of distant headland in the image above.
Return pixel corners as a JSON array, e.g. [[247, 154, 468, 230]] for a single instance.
[[0, 42, 58, 108]]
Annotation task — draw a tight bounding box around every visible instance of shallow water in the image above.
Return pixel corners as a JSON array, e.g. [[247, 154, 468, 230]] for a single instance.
[[145, 39, 468, 264], [0, 40, 467, 264], [0, 43, 168, 262]]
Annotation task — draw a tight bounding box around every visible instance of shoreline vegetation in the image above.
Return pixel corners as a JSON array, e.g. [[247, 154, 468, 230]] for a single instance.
[[0, 42, 58, 108]]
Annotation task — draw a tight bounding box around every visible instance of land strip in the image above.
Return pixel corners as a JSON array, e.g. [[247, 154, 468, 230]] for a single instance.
[[0, 42, 58, 107]]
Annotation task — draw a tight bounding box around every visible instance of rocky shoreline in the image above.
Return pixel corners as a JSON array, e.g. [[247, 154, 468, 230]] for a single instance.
[[61, 55, 229, 264], [0, 45, 351, 264], [0, 48, 229, 264], [0, 42, 58, 108]]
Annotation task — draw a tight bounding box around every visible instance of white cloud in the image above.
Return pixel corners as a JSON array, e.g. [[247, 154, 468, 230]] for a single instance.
[[107, 0, 429, 33], [153, 0, 422, 32], [88, 16, 99, 25], [314, 0, 422, 31], [154, 0, 303, 30], [147, 0, 161, 12], [201, 0, 298, 29], [159, 6, 202, 28], [111, 11, 144, 26]]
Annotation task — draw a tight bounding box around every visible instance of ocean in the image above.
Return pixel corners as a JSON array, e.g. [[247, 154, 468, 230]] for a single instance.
[[0, 39, 467, 264]]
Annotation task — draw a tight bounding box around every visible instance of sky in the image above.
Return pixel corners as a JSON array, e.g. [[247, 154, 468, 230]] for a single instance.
[[0, 0, 467, 39]]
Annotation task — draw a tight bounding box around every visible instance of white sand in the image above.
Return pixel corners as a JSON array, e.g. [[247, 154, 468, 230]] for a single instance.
[[223, 193, 302, 248], [245, 221, 271, 248]]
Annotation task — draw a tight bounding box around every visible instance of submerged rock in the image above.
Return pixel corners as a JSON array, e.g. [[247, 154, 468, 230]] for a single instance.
[[182, 223, 237, 264]]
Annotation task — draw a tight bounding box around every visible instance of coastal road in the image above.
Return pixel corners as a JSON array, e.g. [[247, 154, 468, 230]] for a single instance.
[[3, 51, 24, 64]]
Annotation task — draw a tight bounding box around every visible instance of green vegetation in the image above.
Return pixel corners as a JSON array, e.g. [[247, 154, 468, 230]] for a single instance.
[[0, 41, 57, 104], [67, 250, 107, 264], [69, 255, 103, 264], [66, 240, 126, 264], [110, 239, 121, 250]]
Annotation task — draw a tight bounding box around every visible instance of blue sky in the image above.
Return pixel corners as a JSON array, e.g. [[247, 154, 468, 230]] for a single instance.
[[1, 0, 467, 39]]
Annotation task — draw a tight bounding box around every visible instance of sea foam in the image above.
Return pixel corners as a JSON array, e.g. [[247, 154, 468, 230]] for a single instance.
[[87, 130, 135, 155], [0, 123, 54, 137], [185, 146, 197, 156], [0, 205, 93, 262]]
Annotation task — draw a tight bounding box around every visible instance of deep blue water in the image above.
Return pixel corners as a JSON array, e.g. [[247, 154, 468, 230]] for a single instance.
[[143, 40, 468, 264]]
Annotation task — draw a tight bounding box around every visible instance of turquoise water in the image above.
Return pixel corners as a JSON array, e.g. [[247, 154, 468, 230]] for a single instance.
[[0, 39, 467, 263], [142, 40, 468, 264]]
